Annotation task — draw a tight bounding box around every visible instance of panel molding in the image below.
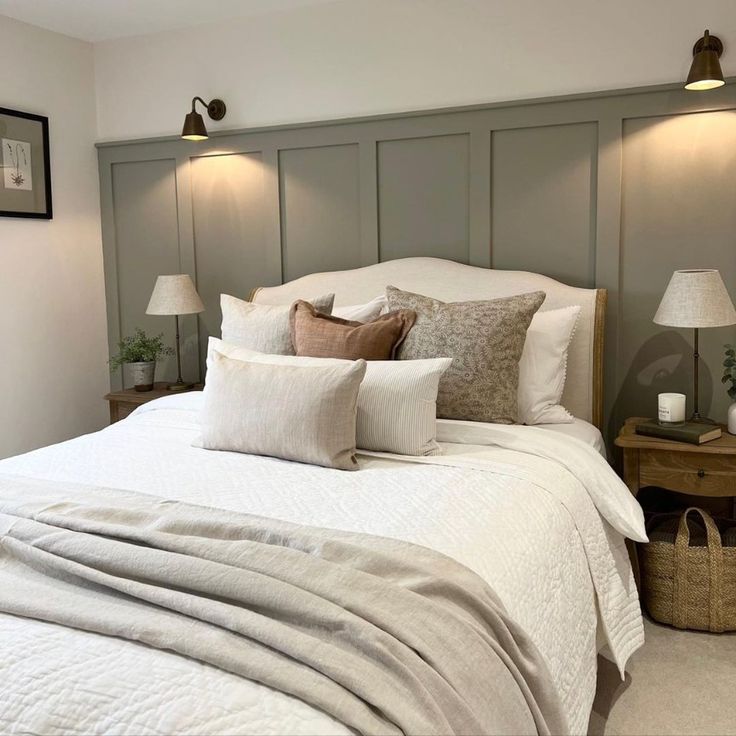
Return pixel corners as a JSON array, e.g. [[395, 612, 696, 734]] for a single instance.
[[97, 82, 736, 443], [278, 143, 362, 282], [377, 133, 470, 264], [490, 121, 598, 287]]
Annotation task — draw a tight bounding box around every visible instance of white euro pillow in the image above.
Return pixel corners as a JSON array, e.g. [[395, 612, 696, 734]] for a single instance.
[[208, 337, 451, 456], [517, 306, 581, 425], [220, 293, 334, 355], [332, 295, 388, 322]]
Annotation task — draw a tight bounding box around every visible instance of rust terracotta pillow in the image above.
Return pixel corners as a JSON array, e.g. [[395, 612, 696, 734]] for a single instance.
[[289, 300, 416, 360]]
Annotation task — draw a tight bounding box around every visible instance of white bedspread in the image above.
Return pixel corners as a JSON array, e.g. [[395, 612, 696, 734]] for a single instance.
[[0, 394, 645, 736]]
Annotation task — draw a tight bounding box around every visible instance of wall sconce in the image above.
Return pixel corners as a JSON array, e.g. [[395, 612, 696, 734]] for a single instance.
[[685, 30, 725, 90], [181, 97, 227, 140]]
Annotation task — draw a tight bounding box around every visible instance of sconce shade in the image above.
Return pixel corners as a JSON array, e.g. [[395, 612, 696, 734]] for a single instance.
[[182, 111, 208, 141], [146, 274, 205, 316], [654, 269, 736, 328], [685, 30, 725, 90]]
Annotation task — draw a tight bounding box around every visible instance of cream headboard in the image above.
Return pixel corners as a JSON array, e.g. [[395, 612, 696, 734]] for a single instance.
[[251, 258, 606, 428]]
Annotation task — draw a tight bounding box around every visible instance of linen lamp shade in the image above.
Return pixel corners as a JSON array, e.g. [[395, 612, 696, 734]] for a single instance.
[[146, 275, 204, 316], [146, 274, 204, 391], [654, 269, 736, 328], [653, 269, 736, 422]]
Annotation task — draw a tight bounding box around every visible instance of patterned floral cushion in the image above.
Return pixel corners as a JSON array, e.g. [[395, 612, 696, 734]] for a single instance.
[[386, 286, 545, 423]]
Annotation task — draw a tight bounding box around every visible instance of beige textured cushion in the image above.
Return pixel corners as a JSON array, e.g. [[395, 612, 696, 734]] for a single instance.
[[289, 300, 416, 360], [208, 338, 451, 455], [220, 293, 334, 355], [386, 286, 545, 424], [199, 351, 365, 470]]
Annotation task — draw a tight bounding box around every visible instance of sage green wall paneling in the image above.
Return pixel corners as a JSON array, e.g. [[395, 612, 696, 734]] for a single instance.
[[191, 151, 271, 368], [110, 158, 193, 387], [618, 110, 736, 434], [97, 82, 736, 435], [491, 122, 598, 287], [377, 134, 470, 263], [278, 144, 362, 282]]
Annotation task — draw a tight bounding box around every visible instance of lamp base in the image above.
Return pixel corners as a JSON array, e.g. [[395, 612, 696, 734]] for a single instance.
[[689, 413, 717, 425], [167, 380, 194, 392]]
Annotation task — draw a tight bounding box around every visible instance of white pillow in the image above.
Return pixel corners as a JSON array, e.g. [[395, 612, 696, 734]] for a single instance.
[[517, 306, 581, 425], [208, 337, 451, 456], [220, 293, 334, 355], [332, 295, 388, 322], [200, 352, 365, 470]]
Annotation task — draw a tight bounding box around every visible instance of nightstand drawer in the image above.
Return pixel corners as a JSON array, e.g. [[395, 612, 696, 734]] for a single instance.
[[639, 449, 736, 496]]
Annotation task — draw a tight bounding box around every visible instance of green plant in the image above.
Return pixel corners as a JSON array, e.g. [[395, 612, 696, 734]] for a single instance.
[[722, 344, 736, 400], [109, 328, 174, 372]]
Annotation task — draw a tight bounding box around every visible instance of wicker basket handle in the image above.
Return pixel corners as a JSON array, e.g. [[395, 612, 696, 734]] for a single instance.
[[673, 507, 724, 632]]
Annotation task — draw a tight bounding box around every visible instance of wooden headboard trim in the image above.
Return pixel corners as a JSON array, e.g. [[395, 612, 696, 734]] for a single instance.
[[592, 288, 607, 430]]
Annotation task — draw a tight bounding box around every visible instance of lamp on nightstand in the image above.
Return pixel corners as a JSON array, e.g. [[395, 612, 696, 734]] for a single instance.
[[654, 269, 736, 422], [146, 274, 205, 391]]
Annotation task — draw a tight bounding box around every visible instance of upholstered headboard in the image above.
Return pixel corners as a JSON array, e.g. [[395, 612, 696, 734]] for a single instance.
[[251, 258, 606, 428]]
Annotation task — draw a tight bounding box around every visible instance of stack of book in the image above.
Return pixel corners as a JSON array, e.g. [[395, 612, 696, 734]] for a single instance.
[[635, 420, 722, 445]]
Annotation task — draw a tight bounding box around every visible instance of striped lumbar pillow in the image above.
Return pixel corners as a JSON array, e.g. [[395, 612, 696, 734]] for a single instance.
[[207, 338, 451, 456]]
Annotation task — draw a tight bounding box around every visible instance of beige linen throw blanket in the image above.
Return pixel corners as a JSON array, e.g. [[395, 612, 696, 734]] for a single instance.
[[0, 475, 566, 736]]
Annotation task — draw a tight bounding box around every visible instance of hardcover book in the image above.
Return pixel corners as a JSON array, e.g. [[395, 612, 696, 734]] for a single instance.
[[635, 420, 722, 445]]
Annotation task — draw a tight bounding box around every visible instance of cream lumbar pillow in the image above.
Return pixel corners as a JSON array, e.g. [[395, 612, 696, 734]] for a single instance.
[[208, 338, 451, 456], [517, 306, 580, 425], [220, 293, 334, 355], [199, 351, 365, 470]]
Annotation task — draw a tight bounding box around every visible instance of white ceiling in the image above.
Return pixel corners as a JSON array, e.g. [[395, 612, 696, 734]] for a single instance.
[[0, 0, 339, 42]]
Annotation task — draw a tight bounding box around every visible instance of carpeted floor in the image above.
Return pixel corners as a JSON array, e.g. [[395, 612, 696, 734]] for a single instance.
[[589, 618, 736, 735]]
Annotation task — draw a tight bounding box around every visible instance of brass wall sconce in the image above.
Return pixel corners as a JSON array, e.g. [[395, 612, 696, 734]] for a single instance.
[[685, 30, 725, 90], [181, 97, 227, 140]]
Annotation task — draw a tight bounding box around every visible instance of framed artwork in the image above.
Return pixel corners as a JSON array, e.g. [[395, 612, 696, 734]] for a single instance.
[[0, 107, 52, 219]]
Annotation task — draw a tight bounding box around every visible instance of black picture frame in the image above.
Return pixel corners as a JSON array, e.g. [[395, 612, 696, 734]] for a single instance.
[[0, 106, 52, 219]]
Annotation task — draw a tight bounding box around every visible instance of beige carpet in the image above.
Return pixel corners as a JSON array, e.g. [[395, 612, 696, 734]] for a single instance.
[[589, 618, 736, 735]]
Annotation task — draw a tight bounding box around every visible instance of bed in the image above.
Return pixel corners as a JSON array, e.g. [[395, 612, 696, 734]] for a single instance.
[[0, 258, 644, 736]]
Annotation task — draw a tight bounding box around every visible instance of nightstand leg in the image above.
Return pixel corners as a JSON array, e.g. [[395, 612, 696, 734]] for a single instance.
[[622, 448, 640, 497]]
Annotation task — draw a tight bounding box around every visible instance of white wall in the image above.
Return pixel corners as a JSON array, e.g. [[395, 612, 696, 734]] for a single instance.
[[0, 16, 108, 458], [94, 0, 736, 141]]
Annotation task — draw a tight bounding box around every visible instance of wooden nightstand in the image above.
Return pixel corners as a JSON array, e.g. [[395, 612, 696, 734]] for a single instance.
[[104, 382, 203, 424], [615, 417, 736, 589], [615, 417, 736, 499]]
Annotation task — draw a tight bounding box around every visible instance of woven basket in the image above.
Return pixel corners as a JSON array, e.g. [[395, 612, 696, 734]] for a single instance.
[[640, 507, 736, 632]]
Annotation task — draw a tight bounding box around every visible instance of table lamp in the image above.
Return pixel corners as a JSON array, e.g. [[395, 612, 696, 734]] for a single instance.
[[654, 269, 736, 422], [146, 274, 205, 391]]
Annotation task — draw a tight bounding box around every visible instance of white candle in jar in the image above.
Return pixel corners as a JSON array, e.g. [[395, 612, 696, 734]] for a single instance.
[[658, 392, 686, 425]]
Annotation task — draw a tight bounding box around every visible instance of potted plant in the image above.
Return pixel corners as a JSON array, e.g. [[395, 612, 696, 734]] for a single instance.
[[109, 328, 174, 392], [723, 344, 736, 433]]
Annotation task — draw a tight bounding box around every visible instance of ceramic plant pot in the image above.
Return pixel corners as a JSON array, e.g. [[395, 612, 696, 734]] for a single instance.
[[127, 361, 155, 392], [728, 402, 736, 435]]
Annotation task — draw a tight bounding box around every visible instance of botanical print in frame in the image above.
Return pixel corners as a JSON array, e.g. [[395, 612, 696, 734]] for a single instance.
[[4, 138, 32, 191], [0, 107, 52, 219]]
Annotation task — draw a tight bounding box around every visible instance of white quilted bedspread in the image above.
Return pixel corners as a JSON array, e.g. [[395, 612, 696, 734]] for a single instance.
[[0, 394, 645, 736]]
